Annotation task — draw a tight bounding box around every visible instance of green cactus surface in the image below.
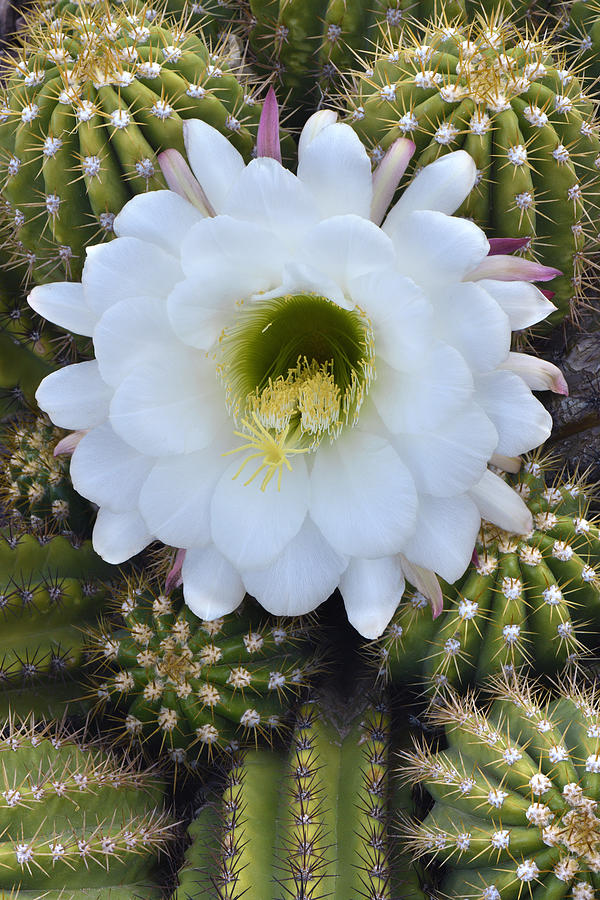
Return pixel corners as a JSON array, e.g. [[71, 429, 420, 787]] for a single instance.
[[173, 694, 425, 899], [402, 672, 600, 900], [1, 415, 93, 536], [0, 714, 172, 898], [562, 0, 600, 80], [0, 0, 287, 286], [376, 459, 600, 693], [0, 527, 112, 684], [340, 14, 600, 325], [0, 327, 52, 418], [89, 578, 319, 767], [242, 0, 466, 118]]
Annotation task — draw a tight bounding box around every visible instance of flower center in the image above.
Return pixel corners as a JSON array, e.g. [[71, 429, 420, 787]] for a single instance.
[[219, 293, 375, 489]]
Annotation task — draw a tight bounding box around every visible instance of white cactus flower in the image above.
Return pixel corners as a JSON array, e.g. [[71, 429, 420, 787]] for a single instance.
[[29, 94, 563, 639]]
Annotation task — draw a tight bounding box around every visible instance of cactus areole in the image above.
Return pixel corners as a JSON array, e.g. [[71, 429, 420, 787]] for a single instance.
[[30, 98, 564, 639]]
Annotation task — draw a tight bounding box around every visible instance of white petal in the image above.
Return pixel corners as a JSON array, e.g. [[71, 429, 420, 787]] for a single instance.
[[297, 122, 372, 219], [83, 238, 180, 318], [94, 295, 180, 389], [476, 279, 557, 331], [109, 354, 224, 455], [498, 353, 568, 394], [393, 403, 498, 497], [92, 507, 152, 564], [70, 423, 154, 513], [180, 215, 285, 282], [28, 282, 96, 336], [432, 282, 511, 373], [114, 190, 204, 257], [310, 430, 417, 558], [386, 210, 489, 288], [260, 260, 348, 309], [300, 215, 396, 302], [349, 268, 433, 369], [139, 442, 229, 549], [469, 469, 532, 534], [183, 118, 245, 213], [400, 493, 480, 583], [242, 519, 347, 616], [340, 556, 405, 639], [398, 556, 443, 615], [475, 370, 552, 456], [36, 361, 111, 430], [298, 110, 338, 157], [383, 150, 477, 224], [211, 455, 309, 570], [182, 544, 245, 620], [170, 216, 286, 349], [372, 343, 473, 433], [222, 157, 318, 251]]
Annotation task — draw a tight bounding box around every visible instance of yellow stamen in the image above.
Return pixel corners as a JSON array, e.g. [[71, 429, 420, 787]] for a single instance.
[[224, 414, 309, 492]]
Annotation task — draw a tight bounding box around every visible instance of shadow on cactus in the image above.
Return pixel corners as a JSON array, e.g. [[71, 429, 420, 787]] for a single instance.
[[338, 11, 600, 328], [0, 0, 293, 289], [0, 713, 174, 898], [87, 574, 322, 769], [0, 524, 114, 686], [562, 0, 600, 82], [0, 414, 94, 536], [374, 456, 600, 695], [172, 690, 427, 899], [400, 671, 600, 899]]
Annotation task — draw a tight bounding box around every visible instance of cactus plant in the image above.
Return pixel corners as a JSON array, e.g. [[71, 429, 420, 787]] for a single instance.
[[0, 326, 53, 418], [562, 0, 600, 80], [239, 0, 465, 119], [172, 693, 426, 899], [0, 713, 172, 898], [0, 0, 291, 286], [0, 527, 112, 684], [88, 578, 320, 767], [1, 415, 93, 536], [339, 14, 600, 326], [376, 459, 600, 693], [402, 671, 600, 900]]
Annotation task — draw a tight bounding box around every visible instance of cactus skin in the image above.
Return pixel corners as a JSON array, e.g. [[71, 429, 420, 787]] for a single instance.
[[242, 0, 466, 118], [563, 0, 600, 81], [377, 460, 600, 693], [0, 327, 53, 418], [89, 579, 319, 768], [1, 416, 93, 536], [340, 16, 600, 326], [173, 695, 425, 899], [0, 527, 112, 684], [402, 673, 600, 900], [0, 1, 291, 287], [0, 714, 172, 898]]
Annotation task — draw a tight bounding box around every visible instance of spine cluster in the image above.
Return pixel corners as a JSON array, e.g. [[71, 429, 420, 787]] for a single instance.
[[89, 577, 319, 766], [377, 458, 600, 692]]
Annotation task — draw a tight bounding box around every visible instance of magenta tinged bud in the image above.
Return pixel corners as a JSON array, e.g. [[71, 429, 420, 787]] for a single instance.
[[256, 86, 282, 164], [487, 237, 531, 256]]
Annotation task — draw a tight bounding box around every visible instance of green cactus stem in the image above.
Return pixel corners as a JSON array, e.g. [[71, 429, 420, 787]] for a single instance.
[[173, 693, 426, 899], [339, 13, 600, 326], [562, 0, 600, 82], [402, 671, 600, 900], [376, 458, 600, 693], [88, 576, 320, 767], [0, 526, 113, 684], [0, 327, 53, 418], [0, 714, 173, 898], [1, 415, 93, 536], [0, 0, 292, 286]]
